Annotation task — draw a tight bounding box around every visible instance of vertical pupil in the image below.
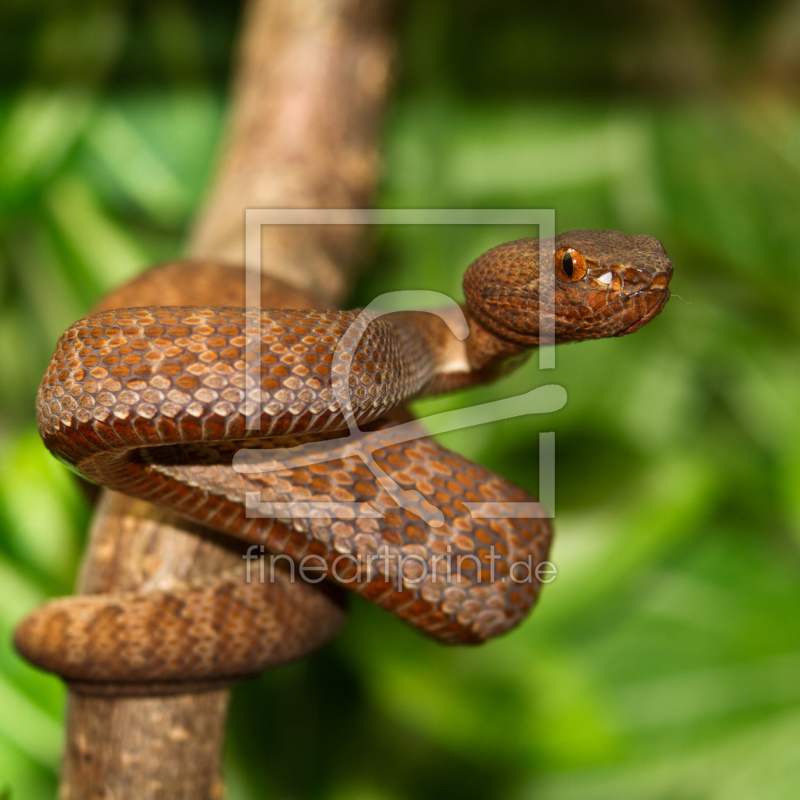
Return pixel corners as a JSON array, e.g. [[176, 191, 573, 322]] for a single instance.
[[562, 252, 574, 278]]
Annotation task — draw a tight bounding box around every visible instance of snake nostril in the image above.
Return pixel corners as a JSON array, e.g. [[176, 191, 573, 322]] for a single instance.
[[648, 273, 671, 292]]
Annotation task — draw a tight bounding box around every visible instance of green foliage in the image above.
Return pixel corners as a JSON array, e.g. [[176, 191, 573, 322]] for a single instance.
[[1, 1, 799, 798]]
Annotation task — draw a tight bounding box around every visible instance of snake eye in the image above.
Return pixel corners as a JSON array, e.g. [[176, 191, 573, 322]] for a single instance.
[[555, 247, 587, 282]]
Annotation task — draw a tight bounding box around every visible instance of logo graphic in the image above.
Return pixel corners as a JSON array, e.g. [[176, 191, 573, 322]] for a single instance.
[[235, 209, 561, 524]]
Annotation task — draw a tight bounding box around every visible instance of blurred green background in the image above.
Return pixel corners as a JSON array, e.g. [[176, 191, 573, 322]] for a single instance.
[[2, 1, 800, 798]]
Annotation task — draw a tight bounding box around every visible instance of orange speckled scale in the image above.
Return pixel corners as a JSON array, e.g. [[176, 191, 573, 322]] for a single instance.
[[15, 231, 672, 694]]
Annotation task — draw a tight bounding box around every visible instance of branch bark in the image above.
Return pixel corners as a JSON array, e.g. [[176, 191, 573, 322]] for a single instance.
[[58, 1, 397, 797]]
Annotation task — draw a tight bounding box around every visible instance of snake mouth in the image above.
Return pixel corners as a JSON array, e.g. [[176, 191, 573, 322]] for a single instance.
[[477, 266, 672, 337], [544, 264, 672, 340], [616, 283, 672, 335], [594, 263, 673, 332]]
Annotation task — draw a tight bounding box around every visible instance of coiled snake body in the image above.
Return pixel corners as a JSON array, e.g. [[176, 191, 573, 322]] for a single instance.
[[15, 231, 672, 694]]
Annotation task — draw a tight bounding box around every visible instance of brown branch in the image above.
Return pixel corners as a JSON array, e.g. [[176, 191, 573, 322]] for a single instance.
[[58, 0, 397, 797], [189, 0, 396, 302]]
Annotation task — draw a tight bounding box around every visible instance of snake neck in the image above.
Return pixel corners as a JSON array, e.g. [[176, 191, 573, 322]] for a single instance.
[[408, 306, 530, 397], [463, 306, 530, 373]]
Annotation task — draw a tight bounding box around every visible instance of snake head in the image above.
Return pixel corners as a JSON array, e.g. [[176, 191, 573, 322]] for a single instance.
[[463, 230, 673, 345]]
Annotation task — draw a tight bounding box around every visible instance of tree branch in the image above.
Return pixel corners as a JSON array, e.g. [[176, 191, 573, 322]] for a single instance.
[[58, 1, 397, 797]]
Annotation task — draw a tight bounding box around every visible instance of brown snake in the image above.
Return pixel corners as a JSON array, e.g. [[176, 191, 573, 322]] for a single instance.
[[15, 230, 672, 694]]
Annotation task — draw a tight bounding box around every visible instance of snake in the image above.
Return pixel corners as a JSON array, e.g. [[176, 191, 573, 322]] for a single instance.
[[14, 230, 672, 695]]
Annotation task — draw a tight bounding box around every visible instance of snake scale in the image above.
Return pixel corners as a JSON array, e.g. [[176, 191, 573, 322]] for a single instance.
[[15, 230, 672, 694]]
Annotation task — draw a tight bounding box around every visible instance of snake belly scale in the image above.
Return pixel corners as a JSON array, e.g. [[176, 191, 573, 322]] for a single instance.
[[15, 231, 673, 694]]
